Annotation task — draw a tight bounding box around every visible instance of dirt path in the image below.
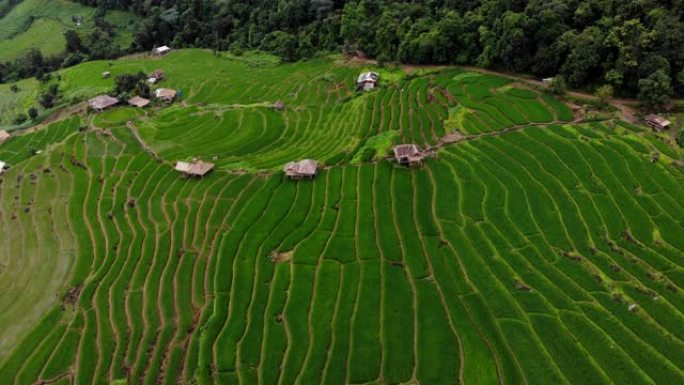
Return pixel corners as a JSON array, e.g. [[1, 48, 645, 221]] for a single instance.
[[126, 121, 162, 161]]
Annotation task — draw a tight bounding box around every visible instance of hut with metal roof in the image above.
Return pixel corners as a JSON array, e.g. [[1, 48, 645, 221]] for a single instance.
[[357, 71, 380, 91], [153, 46, 171, 55], [148, 69, 165, 84]]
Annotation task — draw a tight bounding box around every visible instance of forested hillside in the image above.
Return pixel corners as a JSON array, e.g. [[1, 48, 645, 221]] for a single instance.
[[0, 0, 138, 81], [64, 0, 684, 99]]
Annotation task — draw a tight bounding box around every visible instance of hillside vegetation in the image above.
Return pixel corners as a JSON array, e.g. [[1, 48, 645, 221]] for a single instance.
[[0, 0, 137, 62], [0, 50, 683, 384], [64, 0, 684, 105]]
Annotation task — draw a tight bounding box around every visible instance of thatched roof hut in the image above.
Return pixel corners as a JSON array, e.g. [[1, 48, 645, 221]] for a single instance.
[[284, 159, 318, 179], [155, 88, 177, 102], [644, 114, 671, 131], [128, 96, 150, 108], [89, 95, 119, 111], [175, 160, 214, 178]]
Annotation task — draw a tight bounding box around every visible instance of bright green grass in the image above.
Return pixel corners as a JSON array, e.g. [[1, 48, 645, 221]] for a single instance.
[[0, 18, 67, 60], [2, 119, 681, 384], [0, 0, 138, 61], [92, 106, 143, 128], [1, 54, 682, 385]]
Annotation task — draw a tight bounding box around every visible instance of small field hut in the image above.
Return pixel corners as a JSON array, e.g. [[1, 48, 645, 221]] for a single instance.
[[644, 114, 671, 131], [393, 144, 424, 167], [357, 72, 380, 91], [273, 100, 285, 111], [155, 88, 177, 102], [148, 69, 165, 84], [89, 95, 119, 111], [0, 161, 6, 175], [102, 71, 111, 79], [128, 96, 150, 108], [175, 160, 215, 178], [153, 46, 171, 55], [0, 130, 10, 144], [284, 159, 318, 180]]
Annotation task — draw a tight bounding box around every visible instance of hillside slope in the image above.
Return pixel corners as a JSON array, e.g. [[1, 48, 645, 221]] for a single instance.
[[0, 53, 683, 384], [0, 0, 138, 62]]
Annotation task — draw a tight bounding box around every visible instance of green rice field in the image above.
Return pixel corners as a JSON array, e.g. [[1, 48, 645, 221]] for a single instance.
[[0, 0, 138, 62], [0, 50, 683, 385]]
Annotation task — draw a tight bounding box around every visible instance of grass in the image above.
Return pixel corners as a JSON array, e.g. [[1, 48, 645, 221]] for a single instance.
[[0, 0, 139, 62], [1, 50, 683, 385], [92, 106, 143, 128]]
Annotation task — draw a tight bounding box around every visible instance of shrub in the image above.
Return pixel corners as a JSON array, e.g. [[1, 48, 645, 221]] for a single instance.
[[28, 108, 38, 120], [14, 113, 28, 125], [595, 85, 614, 107], [360, 147, 376, 162], [547, 76, 567, 95]]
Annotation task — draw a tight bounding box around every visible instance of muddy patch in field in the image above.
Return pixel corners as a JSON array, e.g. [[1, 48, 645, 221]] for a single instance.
[[269, 250, 293, 264]]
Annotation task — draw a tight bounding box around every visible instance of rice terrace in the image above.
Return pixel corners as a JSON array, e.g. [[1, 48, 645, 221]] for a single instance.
[[1, 47, 684, 385]]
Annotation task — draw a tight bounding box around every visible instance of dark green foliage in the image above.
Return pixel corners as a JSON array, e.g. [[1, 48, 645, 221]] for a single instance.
[[27, 107, 38, 120], [113, 72, 150, 98], [360, 147, 376, 162], [0, 0, 665, 100], [638, 70, 673, 107], [547, 76, 567, 96], [324, 151, 347, 166], [13, 112, 27, 124], [38, 84, 59, 108], [64, 30, 85, 54]]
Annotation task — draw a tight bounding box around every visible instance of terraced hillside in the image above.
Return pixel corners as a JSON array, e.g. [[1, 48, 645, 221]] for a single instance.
[[0, 54, 683, 385], [0, 0, 138, 62]]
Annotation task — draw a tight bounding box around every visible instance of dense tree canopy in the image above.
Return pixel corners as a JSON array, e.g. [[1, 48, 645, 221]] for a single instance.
[[4, 0, 684, 102]]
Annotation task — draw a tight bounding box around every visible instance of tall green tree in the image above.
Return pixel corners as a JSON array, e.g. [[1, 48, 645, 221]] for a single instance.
[[638, 70, 673, 107]]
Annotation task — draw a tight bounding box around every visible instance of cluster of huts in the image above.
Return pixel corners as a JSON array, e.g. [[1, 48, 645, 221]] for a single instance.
[[89, 65, 675, 184], [92, 67, 176, 111], [280, 143, 424, 181], [93, 46, 176, 111], [167, 70, 420, 182]]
